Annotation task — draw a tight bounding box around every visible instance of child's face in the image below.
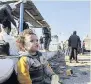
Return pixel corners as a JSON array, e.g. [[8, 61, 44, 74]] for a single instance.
[[24, 34, 39, 52]]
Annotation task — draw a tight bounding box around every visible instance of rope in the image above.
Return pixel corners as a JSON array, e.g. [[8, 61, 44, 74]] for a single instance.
[[0, 55, 21, 59]]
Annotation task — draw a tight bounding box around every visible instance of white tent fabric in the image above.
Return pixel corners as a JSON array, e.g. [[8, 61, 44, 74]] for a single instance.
[[0, 59, 14, 83], [0, 28, 19, 55]]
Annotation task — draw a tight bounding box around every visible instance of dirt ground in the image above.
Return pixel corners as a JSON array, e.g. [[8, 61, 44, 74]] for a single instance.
[[63, 53, 91, 84], [12, 51, 91, 84]]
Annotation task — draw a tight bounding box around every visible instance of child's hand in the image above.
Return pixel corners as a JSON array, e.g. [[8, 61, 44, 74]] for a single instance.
[[51, 74, 60, 84]]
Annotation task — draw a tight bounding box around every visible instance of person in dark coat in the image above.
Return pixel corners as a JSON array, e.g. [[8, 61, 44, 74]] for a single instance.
[[39, 36, 44, 50], [0, 0, 22, 34], [82, 41, 85, 54], [18, 21, 29, 31], [68, 31, 81, 63], [2, 19, 11, 35], [0, 4, 16, 26], [42, 27, 51, 51], [23, 21, 29, 30], [0, 4, 17, 34]]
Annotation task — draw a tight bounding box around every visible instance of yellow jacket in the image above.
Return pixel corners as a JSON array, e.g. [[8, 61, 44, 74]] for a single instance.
[[17, 56, 54, 84], [17, 56, 32, 84]]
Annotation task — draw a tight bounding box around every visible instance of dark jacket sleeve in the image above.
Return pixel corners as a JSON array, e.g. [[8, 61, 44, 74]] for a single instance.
[[68, 36, 71, 47], [4, 5, 16, 27], [77, 36, 81, 48]]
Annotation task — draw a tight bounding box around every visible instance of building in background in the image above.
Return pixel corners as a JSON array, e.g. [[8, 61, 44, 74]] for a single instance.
[[49, 35, 59, 51], [83, 35, 91, 52]]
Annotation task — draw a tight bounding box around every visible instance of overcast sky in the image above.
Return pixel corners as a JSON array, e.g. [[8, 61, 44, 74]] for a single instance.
[[33, 1, 90, 42]]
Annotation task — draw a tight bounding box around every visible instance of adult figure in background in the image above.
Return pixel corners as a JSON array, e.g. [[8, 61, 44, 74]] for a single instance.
[[0, 1, 22, 34], [68, 31, 81, 63], [2, 19, 11, 35], [0, 4, 16, 34], [60, 41, 64, 52], [23, 21, 29, 30], [18, 21, 29, 31], [39, 36, 44, 50], [42, 27, 51, 51], [82, 41, 85, 54]]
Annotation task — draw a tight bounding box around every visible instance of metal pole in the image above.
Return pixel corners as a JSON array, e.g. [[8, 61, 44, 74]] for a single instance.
[[19, 0, 24, 33]]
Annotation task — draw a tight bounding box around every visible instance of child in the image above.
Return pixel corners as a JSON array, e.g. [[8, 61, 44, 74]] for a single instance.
[[16, 29, 60, 84]]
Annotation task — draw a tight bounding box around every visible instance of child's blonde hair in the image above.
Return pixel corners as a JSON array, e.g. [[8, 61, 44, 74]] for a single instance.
[[16, 29, 36, 51]]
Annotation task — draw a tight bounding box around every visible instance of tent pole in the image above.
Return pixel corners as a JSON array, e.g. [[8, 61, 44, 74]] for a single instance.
[[19, 0, 24, 33]]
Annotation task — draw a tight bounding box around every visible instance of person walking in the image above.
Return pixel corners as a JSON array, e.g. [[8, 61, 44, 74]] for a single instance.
[[42, 27, 51, 51], [39, 36, 44, 50], [68, 31, 81, 63], [82, 41, 85, 54]]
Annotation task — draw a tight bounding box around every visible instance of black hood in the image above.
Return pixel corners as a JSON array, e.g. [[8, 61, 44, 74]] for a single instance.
[[73, 31, 76, 35]]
